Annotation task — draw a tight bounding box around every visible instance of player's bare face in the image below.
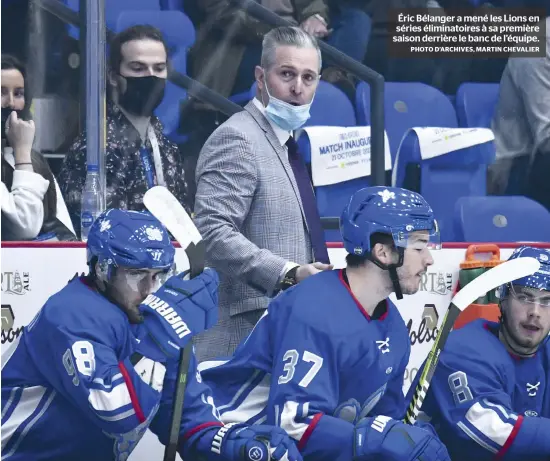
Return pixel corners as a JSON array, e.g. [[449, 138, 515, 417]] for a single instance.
[[501, 286, 550, 355], [397, 232, 435, 295], [108, 268, 168, 323]]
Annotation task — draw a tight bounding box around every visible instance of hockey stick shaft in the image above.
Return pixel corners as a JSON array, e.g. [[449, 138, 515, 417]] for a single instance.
[[404, 256, 540, 425], [163, 344, 193, 461], [144, 186, 204, 461], [404, 303, 461, 425]]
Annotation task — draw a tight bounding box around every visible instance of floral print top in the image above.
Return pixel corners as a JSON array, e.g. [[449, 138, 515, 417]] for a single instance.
[[58, 102, 189, 233]]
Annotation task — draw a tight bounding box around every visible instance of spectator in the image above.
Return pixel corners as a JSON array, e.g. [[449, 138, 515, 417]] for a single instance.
[[193, 26, 333, 362], [489, 15, 550, 210], [1, 54, 75, 241], [59, 25, 189, 235]]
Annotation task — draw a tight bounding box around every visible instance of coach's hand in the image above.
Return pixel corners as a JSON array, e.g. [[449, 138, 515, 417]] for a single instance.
[[138, 268, 219, 358], [353, 416, 450, 461], [296, 262, 333, 282]]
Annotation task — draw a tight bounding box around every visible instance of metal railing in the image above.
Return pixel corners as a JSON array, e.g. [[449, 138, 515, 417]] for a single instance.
[[33, 0, 384, 230]]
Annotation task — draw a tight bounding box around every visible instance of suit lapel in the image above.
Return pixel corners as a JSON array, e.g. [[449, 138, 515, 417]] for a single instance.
[[245, 102, 307, 225]]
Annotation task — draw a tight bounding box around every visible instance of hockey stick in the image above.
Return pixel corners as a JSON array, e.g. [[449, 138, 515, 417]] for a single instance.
[[144, 186, 205, 461], [404, 256, 540, 425]]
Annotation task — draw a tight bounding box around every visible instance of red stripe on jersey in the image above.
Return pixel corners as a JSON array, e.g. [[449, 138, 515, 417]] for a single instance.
[[298, 413, 323, 451], [184, 421, 223, 440], [495, 415, 524, 461], [119, 361, 146, 423]]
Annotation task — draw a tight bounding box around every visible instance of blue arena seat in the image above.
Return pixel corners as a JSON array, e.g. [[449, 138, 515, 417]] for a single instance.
[[159, 0, 184, 8], [454, 196, 550, 242], [455, 82, 500, 128], [356, 81, 458, 162], [393, 129, 495, 242], [116, 10, 196, 143], [64, 0, 161, 39]]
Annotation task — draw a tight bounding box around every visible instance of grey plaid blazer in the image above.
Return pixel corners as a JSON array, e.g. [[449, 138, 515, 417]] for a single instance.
[[193, 101, 314, 361]]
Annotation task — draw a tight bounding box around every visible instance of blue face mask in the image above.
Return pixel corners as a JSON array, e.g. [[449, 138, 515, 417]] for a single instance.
[[262, 73, 315, 132]]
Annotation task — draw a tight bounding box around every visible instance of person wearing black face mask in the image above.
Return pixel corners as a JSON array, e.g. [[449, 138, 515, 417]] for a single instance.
[[59, 24, 190, 237], [116, 74, 166, 118], [1, 54, 76, 241]]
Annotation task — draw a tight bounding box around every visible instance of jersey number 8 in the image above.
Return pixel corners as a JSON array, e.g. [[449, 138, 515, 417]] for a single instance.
[[63, 340, 96, 382], [448, 371, 474, 405]]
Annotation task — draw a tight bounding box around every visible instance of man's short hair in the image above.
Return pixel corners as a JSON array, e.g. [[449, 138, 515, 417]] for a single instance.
[[108, 24, 169, 73], [346, 233, 396, 268], [260, 26, 322, 71]]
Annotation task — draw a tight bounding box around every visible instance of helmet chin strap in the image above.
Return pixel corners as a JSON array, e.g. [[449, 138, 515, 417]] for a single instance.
[[368, 247, 406, 300]]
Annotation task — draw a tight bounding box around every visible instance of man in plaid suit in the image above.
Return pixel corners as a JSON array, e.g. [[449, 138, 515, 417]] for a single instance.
[[193, 26, 332, 362]]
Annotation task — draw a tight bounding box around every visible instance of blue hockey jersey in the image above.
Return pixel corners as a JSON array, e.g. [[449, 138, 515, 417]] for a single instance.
[[200, 269, 411, 461], [410, 319, 550, 461], [1, 277, 224, 461]]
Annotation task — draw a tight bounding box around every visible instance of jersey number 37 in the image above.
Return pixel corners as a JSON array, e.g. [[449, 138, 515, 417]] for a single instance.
[[278, 350, 323, 388]]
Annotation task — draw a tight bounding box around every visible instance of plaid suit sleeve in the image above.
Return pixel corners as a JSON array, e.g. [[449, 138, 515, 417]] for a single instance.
[[194, 124, 287, 296]]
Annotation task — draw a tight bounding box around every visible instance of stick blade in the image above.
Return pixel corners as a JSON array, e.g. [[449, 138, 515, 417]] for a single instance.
[[452, 257, 540, 311], [144, 186, 205, 277], [144, 186, 202, 247]]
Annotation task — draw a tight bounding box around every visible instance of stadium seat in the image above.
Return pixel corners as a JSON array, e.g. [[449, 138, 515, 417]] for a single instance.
[[64, 0, 161, 39], [159, 0, 184, 8], [454, 196, 550, 242], [116, 10, 196, 143], [355, 81, 458, 162], [393, 129, 495, 242], [455, 82, 500, 128]]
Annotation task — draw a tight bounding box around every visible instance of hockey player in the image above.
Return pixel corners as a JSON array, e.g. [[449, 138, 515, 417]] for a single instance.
[[408, 246, 550, 461], [199, 186, 451, 461], [1, 209, 302, 461]]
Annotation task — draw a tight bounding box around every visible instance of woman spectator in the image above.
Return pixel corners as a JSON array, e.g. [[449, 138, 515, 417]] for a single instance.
[[1, 54, 75, 241]]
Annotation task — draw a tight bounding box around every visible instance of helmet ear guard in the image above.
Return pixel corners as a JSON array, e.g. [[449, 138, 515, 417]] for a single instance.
[[89, 257, 115, 284], [96, 259, 111, 283]]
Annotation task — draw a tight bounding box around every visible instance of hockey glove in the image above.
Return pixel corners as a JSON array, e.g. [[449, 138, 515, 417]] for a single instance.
[[138, 268, 219, 358], [195, 423, 303, 461], [353, 416, 451, 461]]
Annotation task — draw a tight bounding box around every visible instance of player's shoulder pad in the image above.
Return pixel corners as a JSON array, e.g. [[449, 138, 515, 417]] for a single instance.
[[40, 277, 129, 338], [271, 270, 367, 336], [443, 319, 511, 375]]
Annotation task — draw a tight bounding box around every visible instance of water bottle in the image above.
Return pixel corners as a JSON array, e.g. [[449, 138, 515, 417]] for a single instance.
[[80, 165, 105, 242]]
